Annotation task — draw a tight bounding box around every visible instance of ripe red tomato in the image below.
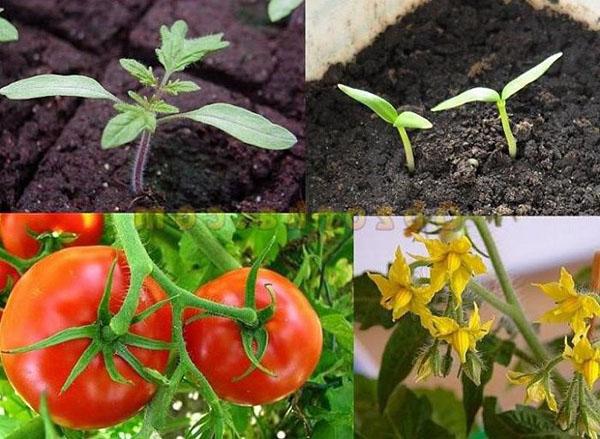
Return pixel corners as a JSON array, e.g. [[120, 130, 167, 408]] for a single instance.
[[0, 213, 104, 259], [184, 268, 323, 406], [0, 260, 19, 292], [0, 246, 172, 429]]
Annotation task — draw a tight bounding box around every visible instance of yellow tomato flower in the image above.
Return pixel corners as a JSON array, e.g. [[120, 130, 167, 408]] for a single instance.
[[412, 234, 486, 307], [506, 370, 558, 412], [368, 247, 436, 326], [535, 267, 600, 334], [563, 327, 600, 388], [429, 304, 493, 363]]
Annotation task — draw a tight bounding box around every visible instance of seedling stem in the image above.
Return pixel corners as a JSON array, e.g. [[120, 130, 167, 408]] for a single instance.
[[496, 100, 516, 158], [397, 127, 415, 172]]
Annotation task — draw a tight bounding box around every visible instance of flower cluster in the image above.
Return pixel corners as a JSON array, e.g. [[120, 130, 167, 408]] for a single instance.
[[369, 234, 490, 373]]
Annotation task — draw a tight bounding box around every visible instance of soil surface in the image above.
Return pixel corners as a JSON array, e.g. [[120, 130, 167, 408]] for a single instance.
[[0, 0, 305, 212], [307, 0, 600, 215]]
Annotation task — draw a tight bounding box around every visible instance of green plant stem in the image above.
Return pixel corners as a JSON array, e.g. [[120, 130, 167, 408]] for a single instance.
[[397, 126, 415, 173], [469, 217, 568, 390], [0, 241, 55, 273], [496, 100, 517, 158], [170, 214, 241, 272]]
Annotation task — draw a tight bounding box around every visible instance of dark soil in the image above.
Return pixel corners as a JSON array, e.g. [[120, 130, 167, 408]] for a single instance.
[[307, 0, 600, 215], [0, 0, 304, 212]]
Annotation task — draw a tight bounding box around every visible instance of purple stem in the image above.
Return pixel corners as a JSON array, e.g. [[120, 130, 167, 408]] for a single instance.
[[131, 131, 152, 194]]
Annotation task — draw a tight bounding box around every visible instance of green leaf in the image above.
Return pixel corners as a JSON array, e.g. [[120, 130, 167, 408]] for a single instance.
[[119, 59, 157, 86], [501, 52, 563, 101], [101, 110, 152, 149], [162, 79, 201, 95], [378, 314, 429, 410], [268, 0, 304, 22], [0, 16, 18, 43], [320, 314, 353, 352], [181, 103, 297, 150], [384, 386, 453, 439], [431, 87, 500, 111], [353, 273, 395, 330], [150, 100, 179, 114], [338, 84, 398, 124], [156, 20, 229, 73], [483, 397, 571, 438], [415, 388, 467, 439], [394, 111, 433, 130], [0, 75, 119, 101]]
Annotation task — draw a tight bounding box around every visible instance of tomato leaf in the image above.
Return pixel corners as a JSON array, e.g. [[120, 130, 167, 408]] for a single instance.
[[119, 59, 157, 87], [162, 79, 201, 96], [0, 74, 119, 101], [378, 314, 429, 411], [101, 110, 153, 149], [181, 103, 297, 150], [501, 52, 563, 101], [338, 84, 398, 124], [0, 13, 18, 43], [268, 0, 303, 22], [431, 87, 500, 111], [320, 314, 353, 353]]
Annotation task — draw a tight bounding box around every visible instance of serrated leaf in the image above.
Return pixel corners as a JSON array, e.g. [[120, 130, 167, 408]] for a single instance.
[[0, 75, 119, 101], [101, 110, 150, 149], [378, 314, 429, 410], [119, 58, 157, 86], [150, 100, 179, 114], [432, 87, 500, 111], [156, 20, 229, 73], [338, 84, 398, 124], [181, 103, 297, 150], [0, 16, 18, 42], [268, 0, 303, 22], [163, 79, 201, 95], [394, 111, 433, 130], [415, 388, 467, 439], [502, 52, 562, 101], [320, 314, 353, 352]]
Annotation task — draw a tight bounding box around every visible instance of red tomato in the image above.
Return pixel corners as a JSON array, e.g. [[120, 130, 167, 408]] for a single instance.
[[0, 246, 172, 429], [0, 213, 104, 259], [184, 268, 323, 405], [0, 260, 19, 292]]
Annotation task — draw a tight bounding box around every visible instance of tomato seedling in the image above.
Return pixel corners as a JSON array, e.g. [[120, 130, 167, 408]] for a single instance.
[[0, 9, 18, 42], [268, 0, 303, 22], [0, 21, 298, 194], [338, 84, 432, 172], [432, 52, 563, 158]]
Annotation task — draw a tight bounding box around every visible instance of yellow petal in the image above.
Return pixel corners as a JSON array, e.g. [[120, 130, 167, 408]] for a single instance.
[[468, 303, 481, 329], [412, 303, 434, 330], [525, 380, 546, 404], [461, 253, 487, 275], [559, 267, 576, 294], [447, 252, 462, 274], [582, 360, 600, 388], [368, 273, 398, 300], [538, 303, 577, 325], [581, 296, 600, 319], [449, 236, 471, 254], [429, 263, 448, 293], [533, 281, 572, 302], [452, 329, 471, 363], [546, 388, 558, 412], [507, 370, 533, 385], [573, 335, 596, 362], [430, 316, 459, 338], [413, 234, 447, 261], [388, 247, 411, 286], [450, 266, 471, 303]]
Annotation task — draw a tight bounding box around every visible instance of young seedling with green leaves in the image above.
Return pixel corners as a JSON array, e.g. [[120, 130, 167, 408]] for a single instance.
[[0, 20, 297, 194], [338, 84, 432, 173], [0, 8, 18, 42], [268, 0, 303, 22], [432, 52, 563, 158]]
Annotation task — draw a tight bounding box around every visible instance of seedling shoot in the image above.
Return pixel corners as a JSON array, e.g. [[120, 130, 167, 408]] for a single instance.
[[338, 84, 432, 173], [432, 52, 563, 158], [0, 21, 297, 194]]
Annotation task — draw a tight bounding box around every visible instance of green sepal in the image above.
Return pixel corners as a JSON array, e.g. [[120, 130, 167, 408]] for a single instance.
[[98, 258, 118, 325], [60, 339, 102, 393], [234, 327, 275, 382], [256, 283, 277, 324], [102, 346, 132, 385], [1, 324, 96, 354], [244, 235, 277, 310], [121, 333, 174, 351], [115, 343, 169, 385], [132, 296, 177, 324]]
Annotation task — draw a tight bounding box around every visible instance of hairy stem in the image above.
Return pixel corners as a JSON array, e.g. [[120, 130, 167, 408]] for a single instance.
[[397, 126, 415, 173], [496, 100, 517, 158], [132, 131, 152, 194]]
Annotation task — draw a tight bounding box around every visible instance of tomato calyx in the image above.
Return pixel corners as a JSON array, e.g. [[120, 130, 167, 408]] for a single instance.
[[234, 237, 279, 381], [1, 259, 173, 392]]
